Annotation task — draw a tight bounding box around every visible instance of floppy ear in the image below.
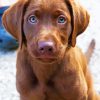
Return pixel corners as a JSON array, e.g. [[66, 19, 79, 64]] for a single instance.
[[66, 0, 90, 47], [2, 0, 28, 48]]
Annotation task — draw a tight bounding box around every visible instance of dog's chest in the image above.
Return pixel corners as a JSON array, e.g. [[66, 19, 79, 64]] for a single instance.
[[17, 63, 88, 100], [17, 56, 88, 100], [28, 68, 88, 100]]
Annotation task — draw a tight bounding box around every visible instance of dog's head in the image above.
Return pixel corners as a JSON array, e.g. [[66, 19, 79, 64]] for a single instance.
[[2, 0, 89, 63]]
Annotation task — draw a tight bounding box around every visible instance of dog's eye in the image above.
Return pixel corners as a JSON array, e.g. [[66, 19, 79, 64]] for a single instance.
[[57, 15, 66, 24], [28, 15, 38, 24]]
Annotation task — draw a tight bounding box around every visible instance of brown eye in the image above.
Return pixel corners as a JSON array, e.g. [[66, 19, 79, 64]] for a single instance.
[[57, 15, 66, 24], [28, 15, 38, 24]]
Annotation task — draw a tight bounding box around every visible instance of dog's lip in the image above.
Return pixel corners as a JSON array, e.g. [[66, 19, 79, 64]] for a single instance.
[[38, 58, 56, 62], [36, 54, 57, 62]]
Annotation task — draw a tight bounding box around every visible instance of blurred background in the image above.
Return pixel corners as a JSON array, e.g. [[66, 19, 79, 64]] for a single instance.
[[0, 0, 18, 51], [0, 0, 100, 100]]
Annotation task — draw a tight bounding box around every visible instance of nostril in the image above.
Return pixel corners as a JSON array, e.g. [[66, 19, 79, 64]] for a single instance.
[[39, 47, 44, 52], [39, 46, 53, 53], [48, 47, 53, 52], [40, 47, 44, 51]]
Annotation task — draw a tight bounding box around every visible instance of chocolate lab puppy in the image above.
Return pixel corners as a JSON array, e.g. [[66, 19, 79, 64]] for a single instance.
[[2, 0, 100, 100]]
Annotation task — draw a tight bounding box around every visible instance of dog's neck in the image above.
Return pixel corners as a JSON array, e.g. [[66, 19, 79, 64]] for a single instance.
[[30, 56, 65, 83]]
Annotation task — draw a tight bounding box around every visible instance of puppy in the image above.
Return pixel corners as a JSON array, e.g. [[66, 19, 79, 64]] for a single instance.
[[2, 0, 100, 100]]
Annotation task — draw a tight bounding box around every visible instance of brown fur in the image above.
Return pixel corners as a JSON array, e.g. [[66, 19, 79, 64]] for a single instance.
[[2, 0, 100, 100]]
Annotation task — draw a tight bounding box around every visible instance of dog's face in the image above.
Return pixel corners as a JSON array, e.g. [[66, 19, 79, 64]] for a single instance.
[[2, 0, 90, 63], [23, 0, 71, 62]]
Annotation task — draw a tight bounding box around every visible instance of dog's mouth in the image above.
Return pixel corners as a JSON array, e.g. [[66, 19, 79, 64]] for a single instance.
[[36, 54, 58, 63]]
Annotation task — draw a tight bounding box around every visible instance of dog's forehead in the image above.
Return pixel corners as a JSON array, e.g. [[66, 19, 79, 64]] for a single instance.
[[27, 0, 69, 12]]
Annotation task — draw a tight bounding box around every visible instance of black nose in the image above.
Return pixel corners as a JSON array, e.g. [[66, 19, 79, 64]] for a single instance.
[[38, 41, 55, 54]]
